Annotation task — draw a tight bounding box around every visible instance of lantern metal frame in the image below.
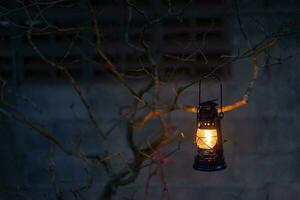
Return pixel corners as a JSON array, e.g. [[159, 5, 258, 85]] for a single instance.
[[193, 76, 227, 172]]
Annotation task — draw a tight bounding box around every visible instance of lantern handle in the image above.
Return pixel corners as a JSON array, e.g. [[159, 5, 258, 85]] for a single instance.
[[198, 75, 223, 115]]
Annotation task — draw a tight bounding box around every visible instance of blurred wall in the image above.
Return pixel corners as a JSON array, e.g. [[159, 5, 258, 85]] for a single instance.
[[1, 0, 300, 200]]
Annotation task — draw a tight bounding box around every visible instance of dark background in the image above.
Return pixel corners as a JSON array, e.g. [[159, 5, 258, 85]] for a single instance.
[[1, 0, 300, 199]]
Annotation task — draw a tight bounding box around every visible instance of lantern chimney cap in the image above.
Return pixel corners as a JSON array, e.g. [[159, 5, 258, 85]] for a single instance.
[[199, 100, 218, 107]]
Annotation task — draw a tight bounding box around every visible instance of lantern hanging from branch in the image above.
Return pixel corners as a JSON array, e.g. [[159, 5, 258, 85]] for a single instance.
[[193, 77, 227, 171]]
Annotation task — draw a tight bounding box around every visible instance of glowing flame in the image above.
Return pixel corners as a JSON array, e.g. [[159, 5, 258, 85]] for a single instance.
[[196, 128, 217, 149]]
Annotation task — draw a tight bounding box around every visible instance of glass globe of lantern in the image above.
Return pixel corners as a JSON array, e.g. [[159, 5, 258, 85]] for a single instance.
[[196, 125, 218, 149]]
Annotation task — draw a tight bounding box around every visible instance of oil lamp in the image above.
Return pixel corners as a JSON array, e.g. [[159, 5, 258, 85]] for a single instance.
[[193, 78, 226, 171]]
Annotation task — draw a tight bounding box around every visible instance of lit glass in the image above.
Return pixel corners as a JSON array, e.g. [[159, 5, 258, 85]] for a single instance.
[[196, 128, 218, 149]]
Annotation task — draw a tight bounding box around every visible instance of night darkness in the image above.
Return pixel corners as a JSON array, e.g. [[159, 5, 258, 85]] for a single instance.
[[1, 0, 300, 200]]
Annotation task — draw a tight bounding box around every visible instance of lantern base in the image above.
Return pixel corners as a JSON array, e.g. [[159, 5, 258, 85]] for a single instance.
[[193, 154, 226, 172]]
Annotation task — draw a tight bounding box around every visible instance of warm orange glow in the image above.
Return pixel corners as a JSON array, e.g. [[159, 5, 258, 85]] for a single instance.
[[196, 128, 218, 149]]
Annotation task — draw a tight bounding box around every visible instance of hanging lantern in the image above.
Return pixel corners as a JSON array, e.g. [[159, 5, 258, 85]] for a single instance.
[[193, 78, 226, 171]]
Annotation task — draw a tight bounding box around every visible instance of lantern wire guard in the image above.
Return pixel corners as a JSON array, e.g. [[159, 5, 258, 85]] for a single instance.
[[193, 76, 227, 171]]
